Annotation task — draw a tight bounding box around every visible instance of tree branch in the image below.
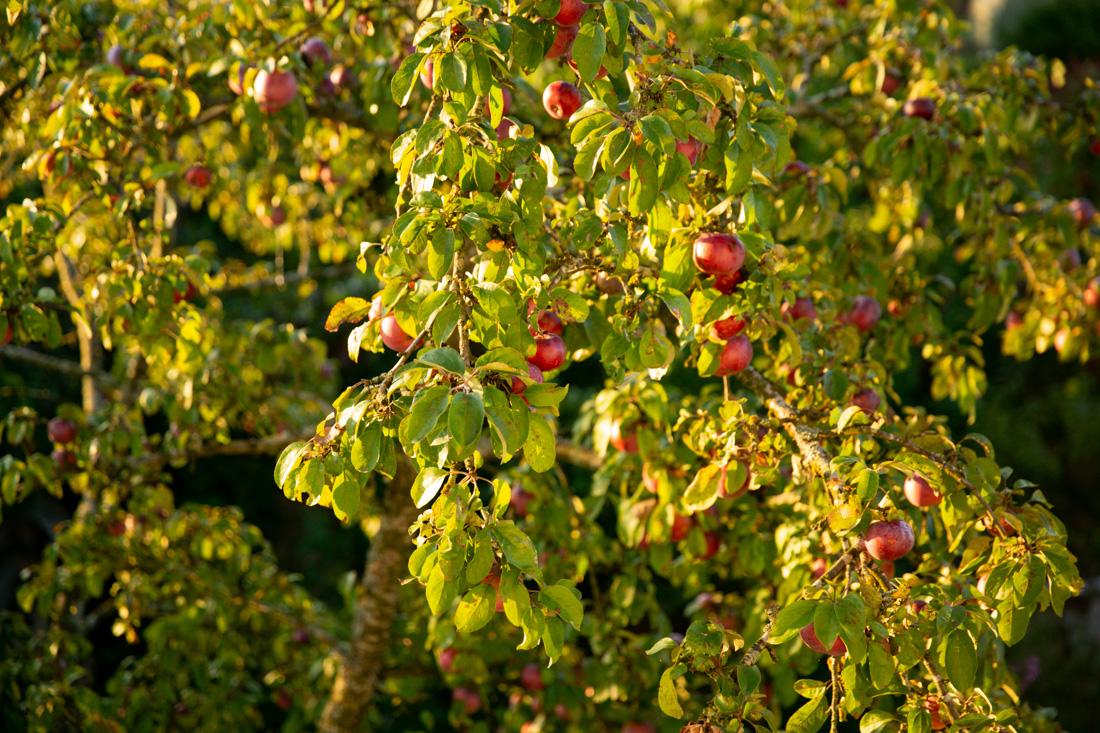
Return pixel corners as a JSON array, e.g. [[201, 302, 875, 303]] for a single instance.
[[0, 344, 117, 390]]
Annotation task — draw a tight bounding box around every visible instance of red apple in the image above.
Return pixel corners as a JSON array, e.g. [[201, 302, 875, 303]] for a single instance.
[[863, 519, 915, 561], [881, 73, 901, 95], [810, 557, 827, 579], [1085, 278, 1100, 309], [1091, 138, 1100, 156], [495, 118, 516, 141], [567, 57, 608, 78], [670, 513, 693, 542], [800, 623, 846, 656], [2, 322, 12, 345], [542, 80, 581, 120], [692, 233, 745, 275], [52, 448, 77, 471], [904, 474, 941, 507], [783, 160, 811, 177], [438, 647, 458, 673], [553, 0, 588, 25], [420, 58, 434, 90], [529, 333, 566, 371], [1005, 311, 1022, 330], [713, 315, 746, 338], [784, 297, 816, 321], [675, 137, 701, 166], [106, 44, 128, 71], [48, 417, 77, 444], [926, 696, 947, 730], [536, 310, 564, 335], [851, 388, 880, 414], [713, 271, 745, 294], [452, 687, 481, 715], [253, 70, 298, 113], [910, 599, 929, 614], [511, 362, 544, 395], [183, 164, 212, 189], [596, 271, 625, 294], [485, 87, 513, 117], [621, 723, 656, 733], [173, 281, 198, 303], [327, 65, 354, 91], [903, 97, 936, 120], [715, 335, 753, 376], [846, 295, 881, 332], [510, 486, 533, 518], [701, 531, 721, 559], [546, 24, 578, 60], [520, 663, 544, 691], [379, 314, 415, 352], [609, 422, 638, 454], [1068, 197, 1096, 229], [300, 37, 332, 68]]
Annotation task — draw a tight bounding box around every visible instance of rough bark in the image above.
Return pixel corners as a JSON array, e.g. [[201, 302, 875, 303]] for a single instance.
[[319, 456, 419, 733]]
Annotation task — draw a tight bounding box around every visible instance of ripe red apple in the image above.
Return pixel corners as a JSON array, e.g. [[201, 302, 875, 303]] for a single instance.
[[452, 687, 481, 715], [1068, 197, 1096, 229], [1091, 138, 1100, 156], [253, 69, 298, 113], [881, 73, 902, 95], [419, 58, 435, 90], [715, 335, 753, 376], [713, 271, 745, 294], [510, 362, 544, 395], [1084, 278, 1100, 309], [552, 0, 588, 25], [783, 160, 811, 177], [903, 97, 936, 120], [621, 723, 656, 733], [438, 647, 458, 673], [925, 696, 947, 730], [106, 44, 128, 71], [300, 37, 332, 68], [52, 448, 77, 471], [183, 164, 212, 189], [670, 513, 693, 542], [800, 623, 846, 656], [1005, 311, 1022, 330], [529, 333, 566, 371], [851, 388, 880, 414], [863, 519, 915, 561], [326, 65, 354, 91], [275, 689, 292, 711], [783, 297, 816, 321], [379, 314, 415, 352], [675, 137, 700, 166], [713, 315, 746, 338], [173, 281, 198, 303], [846, 295, 882, 332], [2, 322, 12, 345], [609, 422, 638, 453], [536, 310, 564, 335], [292, 628, 311, 644], [542, 80, 581, 120], [567, 57, 608, 78], [910, 599, 929, 615], [495, 118, 516, 141], [48, 417, 77, 444], [904, 474, 941, 507], [546, 24, 579, 59], [596, 271, 625, 294], [520, 663, 544, 691], [701, 531, 721, 559], [810, 557, 827, 579], [692, 233, 745, 275], [510, 486, 533, 518]]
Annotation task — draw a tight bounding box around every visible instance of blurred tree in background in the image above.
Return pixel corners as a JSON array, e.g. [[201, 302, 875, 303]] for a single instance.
[[2, 0, 1099, 731]]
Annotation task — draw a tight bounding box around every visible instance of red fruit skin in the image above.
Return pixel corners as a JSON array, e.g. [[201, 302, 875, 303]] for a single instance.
[[715, 335, 753, 376], [1091, 138, 1100, 156], [810, 557, 827, 579], [438, 647, 458, 673], [596, 271, 625, 294], [419, 59, 434, 89], [485, 87, 513, 117], [52, 449, 77, 471], [609, 423, 639, 454], [495, 117, 516, 141], [881, 73, 901, 95], [546, 24, 578, 60], [529, 333, 566, 371], [379, 315, 415, 352], [800, 624, 846, 656], [184, 164, 212, 188], [713, 271, 745, 294], [785, 297, 817, 321], [846, 295, 882, 332], [701, 531, 721, 559], [554, 703, 570, 721], [926, 697, 947, 730], [106, 44, 127, 71], [1068, 197, 1097, 229], [173, 281, 198, 303], [553, 0, 588, 25], [903, 97, 936, 120], [48, 418, 77, 445], [851, 388, 881, 414], [783, 160, 811, 177], [327, 65, 353, 90], [1005, 311, 1023, 330], [670, 513, 693, 543], [2, 323, 12, 345], [692, 233, 746, 275], [253, 70, 298, 113], [300, 37, 332, 68], [910, 599, 929, 614], [567, 57, 608, 78], [520, 663, 544, 691], [621, 724, 657, 733], [863, 519, 915, 561], [510, 486, 532, 518], [511, 362, 544, 395], [904, 474, 941, 507], [713, 315, 746, 339], [537, 310, 564, 335], [452, 687, 481, 715], [542, 80, 581, 120], [675, 137, 700, 166]]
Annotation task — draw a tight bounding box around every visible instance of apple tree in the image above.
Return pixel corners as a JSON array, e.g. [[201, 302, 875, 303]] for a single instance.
[[0, 0, 1093, 731]]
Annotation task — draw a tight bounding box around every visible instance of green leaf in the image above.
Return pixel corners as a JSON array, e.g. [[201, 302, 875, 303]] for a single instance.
[[483, 385, 530, 459], [645, 637, 679, 656], [455, 583, 496, 633], [771, 599, 817, 644], [944, 629, 977, 690], [391, 52, 424, 106], [572, 21, 606, 83], [475, 347, 530, 375], [448, 392, 485, 448], [604, 0, 630, 46], [466, 534, 495, 585], [332, 474, 361, 521], [737, 664, 761, 694], [351, 421, 382, 472], [274, 441, 308, 489], [426, 563, 457, 616], [324, 296, 372, 332], [658, 666, 684, 718], [500, 568, 530, 625], [524, 417, 557, 473], [491, 521, 538, 571], [406, 385, 451, 443], [438, 53, 467, 92], [411, 467, 448, 508], [540, 582, 583, 629], [683, 464, 722, 513], [786, 688, 828, 733], [868, 639, 896, 689]]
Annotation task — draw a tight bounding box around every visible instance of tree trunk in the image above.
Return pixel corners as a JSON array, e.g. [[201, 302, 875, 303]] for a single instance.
[[319, 457, 418, 733]]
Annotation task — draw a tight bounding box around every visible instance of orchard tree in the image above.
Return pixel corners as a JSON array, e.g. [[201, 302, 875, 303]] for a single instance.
[[0, 0, 1094, 732]]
